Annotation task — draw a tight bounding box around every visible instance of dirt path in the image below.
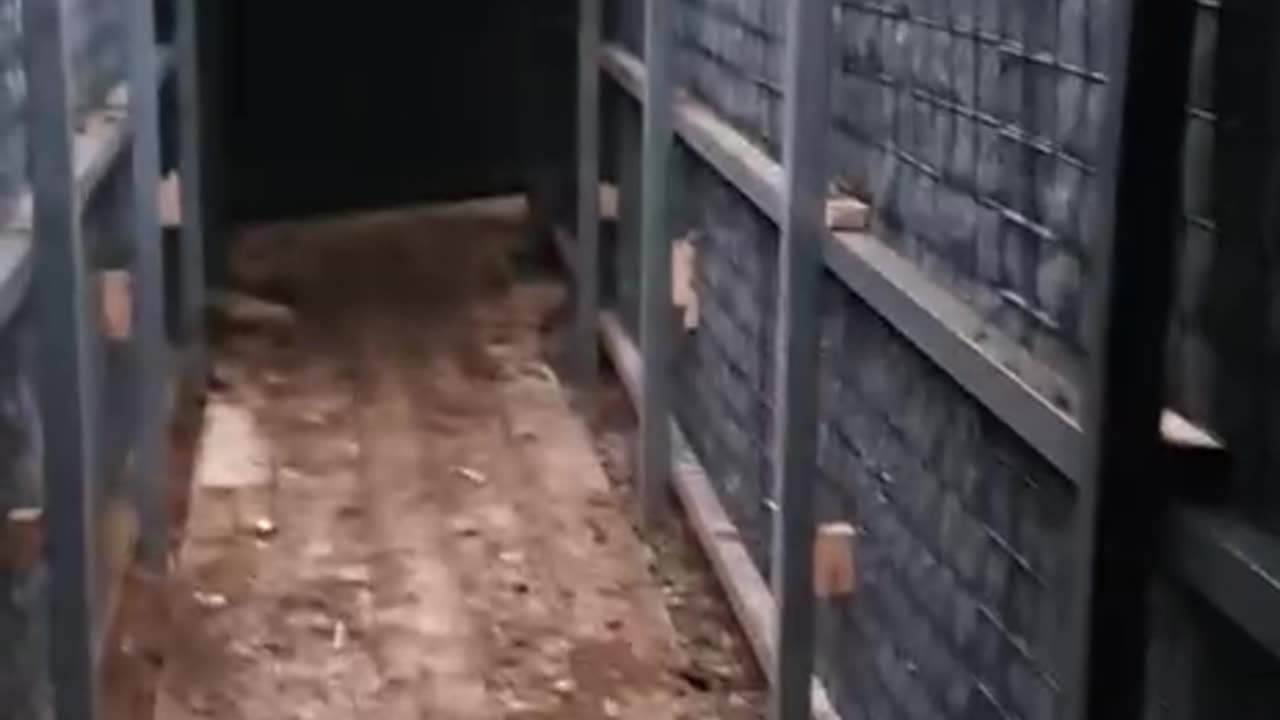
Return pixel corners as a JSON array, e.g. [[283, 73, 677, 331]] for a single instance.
[[150, 203, 763, 720]]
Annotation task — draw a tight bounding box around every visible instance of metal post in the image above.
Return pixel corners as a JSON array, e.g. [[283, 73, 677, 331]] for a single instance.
[[637, 0, 674, 528], [175, 0, 207, 380], [23, 0, 101, 716], [126, 0, 170, 572], [573, 0, 602, 387], [1065, 0, 1197, 716], [769, 1, 832, 718]]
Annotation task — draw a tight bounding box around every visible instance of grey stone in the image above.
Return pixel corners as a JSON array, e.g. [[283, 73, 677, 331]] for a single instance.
[[1035, 246, 1083, 331]]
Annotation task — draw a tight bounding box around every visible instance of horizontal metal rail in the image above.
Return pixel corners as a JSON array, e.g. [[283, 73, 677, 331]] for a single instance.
[[600, 43, 1089, 484]]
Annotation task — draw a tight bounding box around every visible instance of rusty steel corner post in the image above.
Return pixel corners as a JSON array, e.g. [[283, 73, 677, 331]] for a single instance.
[[769, 0, 833, 719], [637, 0, 674, 530]]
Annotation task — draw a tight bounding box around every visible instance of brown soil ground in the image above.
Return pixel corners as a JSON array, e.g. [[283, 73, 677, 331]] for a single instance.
[[106, 201, 764, 720]]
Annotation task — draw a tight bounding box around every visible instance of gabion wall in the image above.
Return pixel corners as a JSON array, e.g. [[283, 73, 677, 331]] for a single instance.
[[68, 0, 126, 113], [1163, 0, 1280, 537], [1167, 0, 1219, 430], [0, 0, 40, 716], [829, 0, 1107, 398], [0, 314, 48, 720], [0, 1, 23, 210], [604, 0, 1280, 718], [0, 1, 136, 716], [665, 154, 1078, 719], [672, 157, 781, 577], [676, 0, 786, 157], [812, 263, 1076, 720]]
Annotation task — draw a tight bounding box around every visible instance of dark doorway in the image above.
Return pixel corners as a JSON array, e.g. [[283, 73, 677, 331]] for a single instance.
[[218, 2, 577, 223]]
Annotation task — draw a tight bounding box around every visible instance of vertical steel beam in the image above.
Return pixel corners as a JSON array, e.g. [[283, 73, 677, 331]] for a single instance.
[[769, 1, 832, 718], [573, 0, 602, 387], [23, 0, 100, 717], [1065, 0, 1197, 716], [637, 0, 674, 528], [125, 0, 170, 572], [175, 0, 206, 379]]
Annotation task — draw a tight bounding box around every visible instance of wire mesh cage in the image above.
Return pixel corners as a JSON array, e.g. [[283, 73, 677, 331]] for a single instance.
[[0, 311, 46, 719], [0, 4, 41, 714], [1165, 0, 1219, 430], [676, 0, 786, 157], [67, 0, 126, 112], [830, 0, 1108, 405], [0, 2, 159, 711], [606, 0, 645, 57], [0, 0, 24, 216], [673, 155, 780, 576]]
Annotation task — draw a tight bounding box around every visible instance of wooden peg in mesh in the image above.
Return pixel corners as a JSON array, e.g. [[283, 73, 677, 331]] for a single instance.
[[99, 269, 133, 340], [813, 522, 858, 599]]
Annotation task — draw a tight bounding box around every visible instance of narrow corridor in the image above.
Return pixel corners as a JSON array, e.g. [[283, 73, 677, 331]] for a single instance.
[[146, 202, 761, 720]]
